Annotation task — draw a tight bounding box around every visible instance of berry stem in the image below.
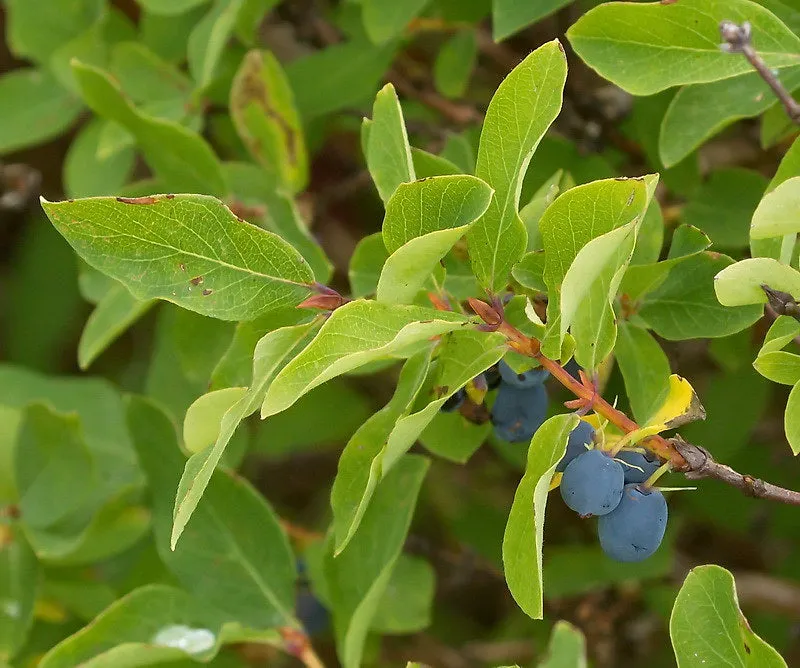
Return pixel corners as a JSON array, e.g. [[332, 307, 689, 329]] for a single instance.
[[643, 461, 673, 489]]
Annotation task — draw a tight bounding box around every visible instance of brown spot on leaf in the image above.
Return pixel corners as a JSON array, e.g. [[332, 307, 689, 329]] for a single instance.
[[744, 643, 751, 654], [190, 276, 204, 286], [165, 194, 175, 199], [116, 196, 159, 205], [202, 289, 213, 296]]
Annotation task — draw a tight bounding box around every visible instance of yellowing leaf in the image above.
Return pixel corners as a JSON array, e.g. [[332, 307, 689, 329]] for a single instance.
[[645, 375, 706, 432]]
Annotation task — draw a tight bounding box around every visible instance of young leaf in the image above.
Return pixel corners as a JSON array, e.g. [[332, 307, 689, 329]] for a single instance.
[[260, 301, 470, 418], [754, 351, 800, 385], [230, 50, 308, 193], [183, 387, 248, 453], [172, 320, 319, 549], [433, 31, 477, 99], [568, 0, 800, 95], [77, 282, 154, 370], [493, 0, 572, 42], [325, 455, 429, 668], [714, 257, 800, 306], [71, 61, 226, 194], [187, 0, 244, 89], [750, 176, 800, 239], [785, 381, 800, 455], [539, 621, 588, 668], [503, 414, 579, 619], [366, 84, 415, 203], [41, 194, 314, 321], [467, 40, 567, 293], [349, 233, 389, 298], [410, 147, 463, 178], [0, 529, 37, 662], [670, 565, 787, 667], [361, 0, 431, 44], [615, 324, 671, 425], [128, 397, 297, 629]]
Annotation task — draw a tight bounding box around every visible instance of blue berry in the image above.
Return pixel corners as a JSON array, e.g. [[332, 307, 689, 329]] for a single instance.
[[560, 450, 624, 516], [498, 360, 549, 389], [616, 450, 659, 484], [441, 388, 466, 413], [556, 420, 595, 472], [598, 484, 667, 562], [484, 365, 502, 389], [296, 589, 330, 635], [491, 383, 548, 443]]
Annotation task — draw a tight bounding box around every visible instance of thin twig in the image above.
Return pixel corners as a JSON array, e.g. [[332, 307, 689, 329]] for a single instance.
[[720, 21, 800, 125]]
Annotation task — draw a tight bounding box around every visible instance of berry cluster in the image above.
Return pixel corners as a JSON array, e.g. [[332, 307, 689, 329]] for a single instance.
[[558, 421, 667, 562], [490, 360, 550, 442]]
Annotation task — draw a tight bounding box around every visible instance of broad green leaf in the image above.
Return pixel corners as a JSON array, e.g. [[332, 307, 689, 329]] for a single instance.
[[71, 61, 225, 194], [187, 0, 244, 89], [78, 282, 154, 370], [0, 69, 82, 154], [64, 119, 135, 199], [512, 251, 547, 292], [433, 31, 477, 98], [361, 0, 431, 44], [0, 530, 37, 662], [287, 39, 398, 120], [568, 0, 800, 95], [670, 564, 787, 667], [48, 20, 111, 96], [183, 388, 248, 453], [325, 455, 429, 668], [331, 349, 433, 554], [440, 132, 476, 174], [714, 257, 800, 306], [230, 50, 307, 193], [4, 0, 103, 63], [410, 147, 462, 178], [503, 414, 579, 619], [136, 0, 211, 15], [419, 411, 491, 463], [539, 621, 588, 668], [370, 555, 435, 634], [659, 67, 800, 167], [15, 404, 95, 531], [110, 41, 193, 104], [261, 301, 470, 418], [785, 380, 800, 455], [128, 397, 297, 629], [493, 0, 572, 41], [172, 320, 318, 549], [467, 41, 567, 292], [41, 194, 314, 321], [615, 323, 671, 425], [366, 84, 415, 203], [753, 351, 800, 385], [631, 199, 665, 266], [349, 233, 389, 298], [640, 253, 762, 340], [521, 170, 573, 252], [750, 177, 800, 238]]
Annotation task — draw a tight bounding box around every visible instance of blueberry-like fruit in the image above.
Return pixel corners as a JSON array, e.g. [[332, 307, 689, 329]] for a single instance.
[[598, 484, 667, 562], [616, 450, 659, 484], [560, 450, 624, 516], [441, 388, 466, 413], [484, 365, 502, 390], [491, 383, 548, 443], [296, 589, 330, 635], [556, 420, 595, 472], [498, 360, 549, 389]]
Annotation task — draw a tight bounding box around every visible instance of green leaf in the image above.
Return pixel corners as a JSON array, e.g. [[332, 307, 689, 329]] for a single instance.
[[128, 397, 297, 629], [631, 199, 665, 266], [753, 351, 800, 385], [568, 0, 800, 95], [331, 349, 433, 555], [785, 380, 800, 455], [670, 564, 787, 667], [761, 315, 800, 355], [48, 20, 110, 96], [538, 621, 588, 668], [287, 39, 398, 120], [370, 555, 435, 634], [172, 320, 318, 549], [0, 530, 37, 662], [410, 147, 463, 177], [140, 6, 208, 63], [41, 194, 314, 321], [521, 169, 573, 252], [77, 282, 154, 370], [230, 50, 308, 193], [659, 67, 800, 167], [64, 119, 135, 198], [751, 176, 800, 238], [71, 61, 226, 194], [769, 136, 800, 191], [419, 411, 491, 463], [366, 84, 415, 203], [714, 257, 800, 306], [110, 41, 193, 104], [187, 0, 244, 90], [433, 31, 477, 98], [467, 40, 567, 292], [503, 414, 579, 619], [261, 301, 470, 418], [0, 69, 82, 154], [136, 0, 211, 15], [325, 455, 429, 668], [361, 0, 431, 44], [615, 324, 671, 425], [512, 251, 547, 292], [639, 252, 763, 340], [349, 233, 389, 298], [493, 0, 572, 42], [15, 404, 95, 531], [183, 387, 248, 453]]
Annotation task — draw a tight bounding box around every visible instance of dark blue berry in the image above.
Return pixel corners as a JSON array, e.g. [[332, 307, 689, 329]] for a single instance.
[[491, 383, 548, 443], [296, 589, 330, 635], [484, 365, 502, 389], [560, 450, 624, 516], [564, 358, 582, 381], [598, 484, 667, 562], [616, 450, 659, 484], [556, 420, 595, 472], [498, 360, 549, 389], [441, 388, 466, 413]]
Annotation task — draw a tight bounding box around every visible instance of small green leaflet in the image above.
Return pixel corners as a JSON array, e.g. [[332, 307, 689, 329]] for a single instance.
[[670, 565, 787, 667], [260, 300, 471, 418], [361, 0, 431, 44], [714, 257, 800, 306], [750, 176, 800, 239], [41, 194, 314, 322], [349, 232, 389, 298], [503, 414, 579, 619], [539, 621, 588, 668], [0, 529, 37, 663], [785, 381, 800, 455], [493, 0, 572, 42], [467, 40, 567, 293], [187, 0, 244, 90]]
